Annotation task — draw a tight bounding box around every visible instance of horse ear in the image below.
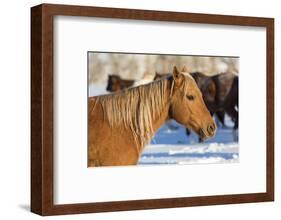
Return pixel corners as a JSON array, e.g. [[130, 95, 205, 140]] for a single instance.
[[173, 66, 180, 79], [173, 66, 184, 86], [182, 66, 188, 72]]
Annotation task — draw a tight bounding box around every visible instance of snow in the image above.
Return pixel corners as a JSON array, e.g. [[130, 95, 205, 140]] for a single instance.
[[139, 143, 239, 165], [139, 117, 239, 165]]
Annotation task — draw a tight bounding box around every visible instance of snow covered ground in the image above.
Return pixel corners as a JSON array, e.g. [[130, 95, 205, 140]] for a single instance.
[[89, 83, 239, 165], [139, 143, 238, 165], [139, 118, 239, 165]]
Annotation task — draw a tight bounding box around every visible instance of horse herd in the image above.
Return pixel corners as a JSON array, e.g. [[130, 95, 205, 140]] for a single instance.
[[88, 66, 238, 166]]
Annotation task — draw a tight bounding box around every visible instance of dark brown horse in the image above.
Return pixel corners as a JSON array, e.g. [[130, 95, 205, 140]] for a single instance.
[[212, 72, 238, 129], [88, 66, 216, 166], [106, 74, 135, 92]]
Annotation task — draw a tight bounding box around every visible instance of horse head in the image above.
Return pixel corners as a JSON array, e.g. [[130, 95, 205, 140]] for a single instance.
[[169, 66, 216, 140]]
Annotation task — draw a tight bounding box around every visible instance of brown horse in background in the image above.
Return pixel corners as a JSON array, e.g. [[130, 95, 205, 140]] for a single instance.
[[106, 74, 135, 92], [212, 72, 238, 128], [88, 66, 216, 167]]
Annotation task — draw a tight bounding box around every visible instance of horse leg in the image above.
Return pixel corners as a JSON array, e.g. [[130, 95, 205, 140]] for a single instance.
[[216, 111, 225, 127], [226, 107, 238, 129], [186, 128, 191, 136], [186, 127, 205, 143]]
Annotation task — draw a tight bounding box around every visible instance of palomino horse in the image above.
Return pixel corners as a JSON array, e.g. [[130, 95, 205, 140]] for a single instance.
[[88, 66, 216, 166]]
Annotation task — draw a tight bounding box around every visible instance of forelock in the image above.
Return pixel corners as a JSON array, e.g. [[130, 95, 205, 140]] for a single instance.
[[181, 71, 194, 81], [179, 72, 198, 94]]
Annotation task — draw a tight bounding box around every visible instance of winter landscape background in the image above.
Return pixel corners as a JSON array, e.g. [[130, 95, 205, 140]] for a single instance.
[[88, 52, 239, 165]]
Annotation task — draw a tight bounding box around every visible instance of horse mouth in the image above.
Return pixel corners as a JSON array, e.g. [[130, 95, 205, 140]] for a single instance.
[[186, 124, 206, 140], [186, 121, 216, 140], [198, 125, 216, 140], [199, 128, 209, 140]]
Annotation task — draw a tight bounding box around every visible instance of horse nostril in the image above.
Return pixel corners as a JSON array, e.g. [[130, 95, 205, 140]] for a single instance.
[[207, 124, 215, 134]]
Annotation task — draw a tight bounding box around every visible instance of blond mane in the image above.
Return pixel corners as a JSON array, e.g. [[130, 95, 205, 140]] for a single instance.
[[94, 74, 191, 152]]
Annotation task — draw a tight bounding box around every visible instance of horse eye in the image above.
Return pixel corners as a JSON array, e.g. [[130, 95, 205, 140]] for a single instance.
[[186, 95, 195, 101]]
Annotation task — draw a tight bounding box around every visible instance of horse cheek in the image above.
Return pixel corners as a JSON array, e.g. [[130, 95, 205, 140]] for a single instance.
[[173, 100, 190, 125]]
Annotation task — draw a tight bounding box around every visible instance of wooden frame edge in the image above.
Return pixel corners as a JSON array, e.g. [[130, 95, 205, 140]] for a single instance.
[[31, 4, 43, 215], [31, 4, 55, 215], [44, 193, 271, 215], [266, 19, 274, 201]]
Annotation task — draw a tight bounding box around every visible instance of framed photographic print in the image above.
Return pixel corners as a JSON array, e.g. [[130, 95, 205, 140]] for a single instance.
[[31, 4, 274, 216]]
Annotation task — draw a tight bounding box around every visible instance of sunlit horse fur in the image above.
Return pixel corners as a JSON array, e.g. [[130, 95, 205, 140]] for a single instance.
[[88, 66, 216, 167]]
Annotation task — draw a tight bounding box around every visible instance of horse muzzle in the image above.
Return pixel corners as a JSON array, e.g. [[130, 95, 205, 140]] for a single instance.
[[207, 123, 216, 136], [199, 123, 217, 139]]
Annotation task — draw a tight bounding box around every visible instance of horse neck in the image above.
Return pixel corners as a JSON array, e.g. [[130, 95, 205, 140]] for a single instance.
[[150, 79, 172, 133], [152, 105, 170, 133]]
